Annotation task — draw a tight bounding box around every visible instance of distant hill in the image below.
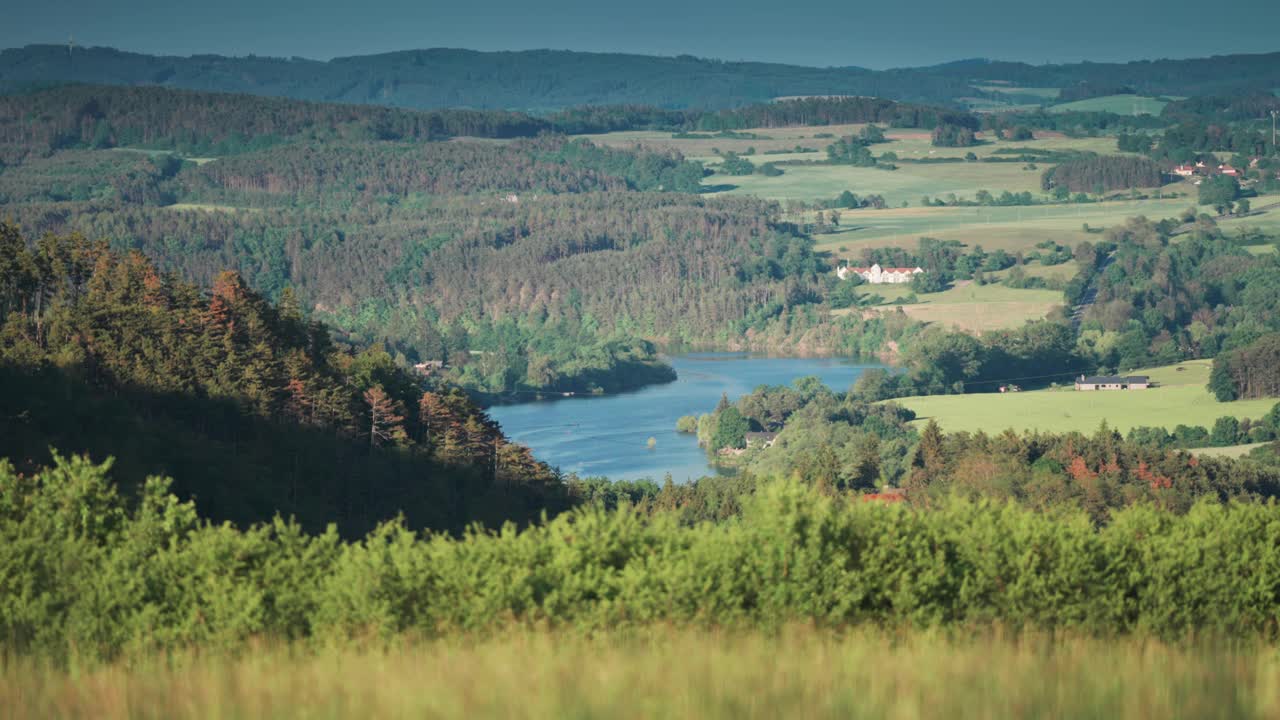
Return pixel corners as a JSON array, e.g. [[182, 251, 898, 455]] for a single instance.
[[3, 44, 1278, 111]]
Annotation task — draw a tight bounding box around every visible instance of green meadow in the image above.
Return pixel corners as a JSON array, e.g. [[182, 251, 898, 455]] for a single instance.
[[711, 160, 1046, 205], [835, 282, 1066, 333], [812, 196, 1200, 255], [895, 361, 1278, 435], [1049, 94, 1171, 115]]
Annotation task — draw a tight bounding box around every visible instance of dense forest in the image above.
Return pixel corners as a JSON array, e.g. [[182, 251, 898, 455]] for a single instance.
[[0, 84, 965, 168], [0, 228, 572, 536], [1210, 333, 1280, 401], [1077, 216, 1280, 371], [1040, 156, 1166, 194], [5, 45, 1280, 109], [0, 84, 550, 163]]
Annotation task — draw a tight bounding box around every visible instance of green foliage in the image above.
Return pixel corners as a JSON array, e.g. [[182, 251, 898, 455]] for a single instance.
[[11, 455, 1280, 663], [931, 121, 979, 148], [710, 407, 749, 452], [717, 152, 755, 176], [1198, 175, 1241, 213], [1209, 335, 1280, 402], [1210, 416, 1242, 446]]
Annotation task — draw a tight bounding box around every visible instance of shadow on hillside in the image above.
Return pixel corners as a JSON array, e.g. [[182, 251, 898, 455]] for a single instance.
[[0, 363, 572, 538]]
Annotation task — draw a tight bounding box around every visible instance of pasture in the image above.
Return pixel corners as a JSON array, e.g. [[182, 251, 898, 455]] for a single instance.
[[835, 282, 1065, 333], [581, 126, 1128, 165], [1194, 442, 1270, 459], [4, 629, 1274, 720], [1049, 94, 1170, 115], [812, 197, 1199, 256], [895, 360, 1278, 435], [711, 160, 1046, 205]]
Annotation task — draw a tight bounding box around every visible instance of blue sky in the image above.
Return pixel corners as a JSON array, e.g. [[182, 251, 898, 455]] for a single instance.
[[5, 0, 1279, 68]]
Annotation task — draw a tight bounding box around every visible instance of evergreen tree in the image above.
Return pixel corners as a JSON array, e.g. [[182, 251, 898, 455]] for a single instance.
[[364, 385, 409, 449]]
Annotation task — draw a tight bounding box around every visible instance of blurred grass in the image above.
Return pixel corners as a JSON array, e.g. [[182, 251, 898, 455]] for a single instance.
[[3, 627, 1278, 719]]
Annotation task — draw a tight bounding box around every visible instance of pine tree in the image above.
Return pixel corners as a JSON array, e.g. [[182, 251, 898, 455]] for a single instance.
[[851, 434, 881, 490], [914, 419, 946, 478], [364, 384, 409, 449]]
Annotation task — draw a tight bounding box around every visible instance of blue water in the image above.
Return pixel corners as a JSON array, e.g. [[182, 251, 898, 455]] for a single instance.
[[488, 353, 885, 482]]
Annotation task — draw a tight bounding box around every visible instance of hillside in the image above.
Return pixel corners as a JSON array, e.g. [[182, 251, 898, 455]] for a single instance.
[[4, 44, 1280, 110], [0, 227, 572, 536]]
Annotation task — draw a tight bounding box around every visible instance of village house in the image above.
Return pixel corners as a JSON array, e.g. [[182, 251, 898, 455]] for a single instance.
[[1218, 164, 1241, 177], [744, 431, 778, 449], [1173, 164, 1196, 177], [1074, 375, 1150, 391], [412, 360, 445, 375], [837, 263, 924, 284]]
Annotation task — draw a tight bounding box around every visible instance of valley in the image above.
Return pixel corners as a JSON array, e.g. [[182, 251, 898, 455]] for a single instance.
[[5, 32, 1280, 716]]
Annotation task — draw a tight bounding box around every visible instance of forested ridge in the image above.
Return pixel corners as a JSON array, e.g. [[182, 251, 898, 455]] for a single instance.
[[0, 227, 572, 535], [0, 83, 964, 167], [5, 44, 1280, 109], [0, 84, 549, 163]]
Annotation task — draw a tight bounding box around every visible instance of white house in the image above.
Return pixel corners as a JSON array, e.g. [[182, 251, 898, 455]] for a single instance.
[[837, 263, 924, 284]]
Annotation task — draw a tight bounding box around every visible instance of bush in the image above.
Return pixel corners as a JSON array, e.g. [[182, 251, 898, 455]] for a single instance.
[[14, 456, 1280, 662]]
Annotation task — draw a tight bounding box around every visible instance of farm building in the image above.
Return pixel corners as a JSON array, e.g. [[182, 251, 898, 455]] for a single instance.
[[1075, 375, 1150, 391], [744, 431, 778, 448], [837, 263, 924, 284]]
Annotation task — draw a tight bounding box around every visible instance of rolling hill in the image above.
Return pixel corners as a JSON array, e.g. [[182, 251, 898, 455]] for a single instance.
[[3, 44, 1280, 111]]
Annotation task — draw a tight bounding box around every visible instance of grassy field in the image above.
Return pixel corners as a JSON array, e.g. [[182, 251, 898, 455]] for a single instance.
[[1194, 442, 1271, 458], [972, 83, 1061, 99], [579, 124, 871, 157], [164, 202, 257, 213], [712, 160, 1047, 205], [109, 147, 218, 164], [836, 282, 1065, 332], [3, 629, 1276, 719], [582, 127, 1126, 165], [811, 196, 1199, 255], [896, 360, 1279, 435], [1049, 94, 1170, 115]]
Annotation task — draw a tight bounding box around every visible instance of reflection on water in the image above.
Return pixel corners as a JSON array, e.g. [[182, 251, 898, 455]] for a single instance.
[[487, 353, 884, 482]]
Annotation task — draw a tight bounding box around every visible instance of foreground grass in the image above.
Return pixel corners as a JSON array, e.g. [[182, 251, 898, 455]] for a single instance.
[[3, 629, 1277, 719], [896, 360, 1277, 434]]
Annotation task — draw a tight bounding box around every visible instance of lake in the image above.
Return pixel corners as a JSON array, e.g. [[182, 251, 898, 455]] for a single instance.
[[488, 353, 885, 482]]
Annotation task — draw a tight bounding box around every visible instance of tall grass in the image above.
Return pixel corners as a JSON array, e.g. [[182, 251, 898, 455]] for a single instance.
[[2, 628, 1277, 719]]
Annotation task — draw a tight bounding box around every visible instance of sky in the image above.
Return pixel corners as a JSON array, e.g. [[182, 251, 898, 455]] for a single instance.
[[5, 0, 1279, 69]]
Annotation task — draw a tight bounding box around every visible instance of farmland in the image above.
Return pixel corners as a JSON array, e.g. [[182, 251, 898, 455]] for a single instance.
[[4, 629, 1276, 720], [895, 360, 1279, 435], [1048, 94, 1171, 115], [811, 196, 1200, 255], [712, 160, 1046, 205], [835, 282, 1066, 333]]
